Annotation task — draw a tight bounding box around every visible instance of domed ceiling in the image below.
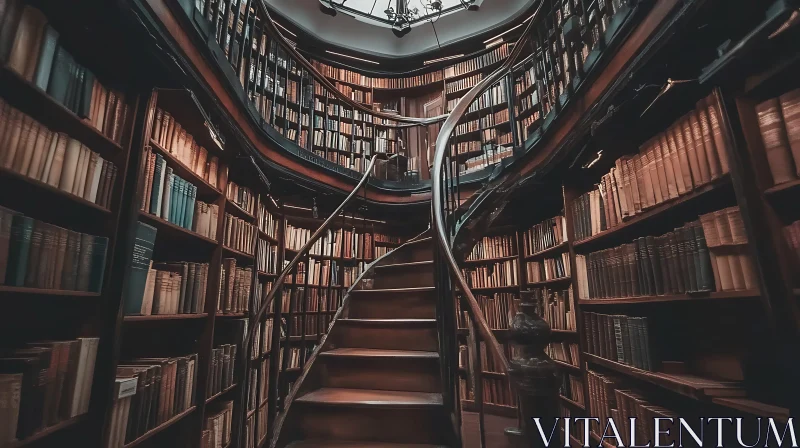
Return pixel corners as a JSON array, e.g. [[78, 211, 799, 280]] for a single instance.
[[265, 0, 536, 60]]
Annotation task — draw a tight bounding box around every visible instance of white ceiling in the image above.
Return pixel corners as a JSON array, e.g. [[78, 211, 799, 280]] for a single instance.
[[265, 0, 535, 59]]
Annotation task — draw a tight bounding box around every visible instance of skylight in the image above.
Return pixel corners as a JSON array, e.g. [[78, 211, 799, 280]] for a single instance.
[[324, 0, 467, 27]]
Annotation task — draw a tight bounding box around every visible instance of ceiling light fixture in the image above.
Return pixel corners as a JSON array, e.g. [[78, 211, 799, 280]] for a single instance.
[[325, 50, 381, 65]]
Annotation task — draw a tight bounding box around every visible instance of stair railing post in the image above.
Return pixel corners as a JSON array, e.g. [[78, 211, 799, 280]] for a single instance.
[[505, 290, 561, 448]]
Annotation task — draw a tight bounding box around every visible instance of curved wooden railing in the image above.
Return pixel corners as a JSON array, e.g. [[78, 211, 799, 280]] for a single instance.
[[430, 0, 639, 445]]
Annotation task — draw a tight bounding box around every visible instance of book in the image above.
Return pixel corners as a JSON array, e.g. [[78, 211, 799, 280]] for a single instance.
[[217, 260, 252, 314], [0, 207, 108, 291], [522, 216, 568, 256], [224, 213, 256, 255], [0, 100, 117, 206], [461, 258, 518, 289], [755, 97, 796, 185], [150, 107, 220, 189], [583, 312, 656, 371], [465, 234, 517, 260], [122, 221, 157, 315], [0, 338, 99, 440]]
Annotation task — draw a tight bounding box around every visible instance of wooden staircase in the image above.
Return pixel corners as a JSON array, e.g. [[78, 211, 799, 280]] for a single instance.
[[273, 236, 455, 448]]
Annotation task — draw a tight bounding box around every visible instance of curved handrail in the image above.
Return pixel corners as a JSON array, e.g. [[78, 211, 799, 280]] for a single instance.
[[429, 2, 542, 374]]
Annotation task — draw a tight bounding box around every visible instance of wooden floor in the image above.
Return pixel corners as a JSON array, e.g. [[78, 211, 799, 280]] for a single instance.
[[461, 412, 516, 448]]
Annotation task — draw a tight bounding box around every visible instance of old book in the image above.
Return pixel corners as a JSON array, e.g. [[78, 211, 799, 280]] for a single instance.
[[32, 24, 58, 90], [1, 112, 26, 169], [670, 126, 694, 192], [705, 96, 731, 174], [122, 222, 158, 315], [755, 98, 795, 185], [0, 373, 23, 444], [26, 123, 52, 181], [682, 116, 710, 185], [12, 118, 39, 175], [779, 89, 800, 176], [57, 137, 82, 193], [690, 110, 722, 181], [7, 6, 47, 81]]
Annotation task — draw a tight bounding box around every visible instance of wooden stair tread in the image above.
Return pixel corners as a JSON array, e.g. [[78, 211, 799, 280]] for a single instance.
[[374, 260, 434, 269], [320, 348, 439, 359], [351, 287, 435, 293], [296, 388, 443, 407], [338, 318, 437, 325], [287, 442, 447, 448]]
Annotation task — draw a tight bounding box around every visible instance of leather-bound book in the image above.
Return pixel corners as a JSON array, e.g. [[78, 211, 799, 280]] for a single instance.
[[6, 214, 33, 286], [670, 125, 695, 192], [727, 249, 746, 291], [737, 248, 758, 290], [779, 88, 800, 176], [693, 222, 715, 292], [46, 46, 75, 106], [23, 220, 44, 287], [0, 352, 47, 439], [26, 124, 52, 181], [57, 137, 82, 193], [12, 117, 38, 175], [32, 24, 58, 90], [122, 222, 157, 315], [7, 6, 47, 82], [755, 98, 795, 185], [52, 228, 68, 289], [704, 96, 731, 174], [691, 110, 722, 181], [78, 70, 95, 119], [725, 206, 748, 245], [2, 112, 25, 169], [0, 0, 23, 63], [682, 116, 710, 186]]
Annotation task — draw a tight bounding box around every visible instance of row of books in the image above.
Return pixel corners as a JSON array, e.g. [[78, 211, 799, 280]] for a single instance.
[[136, 262, 210, 315], [455, 119, 478, 136], [575, 216, 756, 300], [285, 225, 374, 259], [531, 286, 576, 331], [371, 71, 443, 90], [446, 74, 482, 95], [466, 234, 517, 261], [0, 338, 99, 443], [256, 239, 279, 274], [257, 199, 279, 240], [218, 259, 252, 314], [312, 61, 371, 87], [513, 64, 537, 97], [0, 99, 117, 208], [444, 43, 511, 79], [586, 370, 681, 447], [560, 373, 585, 406], [448, 83, 509, 114], [547, 342, 580, 367], [755, 88, 800, 186], [462, 258, 519, 289], [459, 145, 514, 175], [226, 181, 256, 216], [207, 345, 237, 397], [0, 206, 108, 292], [5, 5, 128, 143], [342, 264, 365, 288], [142, 148, 213, 235], [465, 377, 518, 408], [114, 355, 198, 444], [478, 109, 509, 130], [526, 253, 570, 282], [224, 213, 256, 255], [572, 96, 730, 241], [202, 401, 234, 448], [584, 312, 654, 371], [106, 376, 137, 448], [251, 319, 278, 360], [457, 293, 519, 330], [286, 313, 334, 337], [522, 216, 567, 256], [151, 108, 223, 190], [456, 140, 481, 155], [246, 359, 269, 413]]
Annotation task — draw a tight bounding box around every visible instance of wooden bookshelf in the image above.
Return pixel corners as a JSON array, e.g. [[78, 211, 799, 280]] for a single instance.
[[6, 415, 89, 448], [584, 353, 745, 400], [123, 406, 196, 448], [123, 314, 209, 321], [138, 211, 219, 246], [577, 289, 761, 305]]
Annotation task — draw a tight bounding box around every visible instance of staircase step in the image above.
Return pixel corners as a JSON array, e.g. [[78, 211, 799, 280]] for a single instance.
[[330, 319, 438, 352], [320, 348, 438, 359], [287, 441, 447, 447], [350, 287, 435, 294], [389, 238, 432, 263], [367, 262, 434, 289], [296, 387, 442, 407], [318, 349, 440, 393], [373, 260, 434, 270], [347, 291, 436, 319]]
